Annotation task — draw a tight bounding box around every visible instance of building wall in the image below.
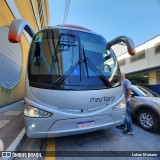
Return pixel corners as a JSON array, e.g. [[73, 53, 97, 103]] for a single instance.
[[112, 44, 127, 57], [117, 35, 160, 85], [149, 71, 157, 84], [15, 0, 37, 31], [0, 0, 49, 107]]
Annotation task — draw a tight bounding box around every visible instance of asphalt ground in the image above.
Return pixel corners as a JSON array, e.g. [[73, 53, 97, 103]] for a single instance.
[[0, 101, 24, 152], [16, 123, 160, 160], [0, 101, 159, 160]]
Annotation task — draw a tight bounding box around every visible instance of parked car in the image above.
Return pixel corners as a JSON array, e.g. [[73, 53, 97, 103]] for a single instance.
[[130, 85, 160, 132]]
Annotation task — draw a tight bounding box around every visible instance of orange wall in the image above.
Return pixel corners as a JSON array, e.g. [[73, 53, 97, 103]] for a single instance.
[[0, 0, 49, 107], [15, 0, 37, 31], [0, 0, 14, 26]]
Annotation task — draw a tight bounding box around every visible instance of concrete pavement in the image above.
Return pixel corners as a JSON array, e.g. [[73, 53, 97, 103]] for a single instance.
[[0, 101, 26, 156]]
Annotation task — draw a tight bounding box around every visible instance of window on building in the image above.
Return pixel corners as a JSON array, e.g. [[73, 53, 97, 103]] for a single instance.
[[130, 50, 145, 63], [118, 59, 126, 67], [156, 71, 160, 84], [37, 0, 45, 28], [155, 44, 160, 55]]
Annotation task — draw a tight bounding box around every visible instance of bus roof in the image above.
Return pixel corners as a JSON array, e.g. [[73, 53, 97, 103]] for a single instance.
[[42, 25, 102, 37], [56, 24, 91, 32]]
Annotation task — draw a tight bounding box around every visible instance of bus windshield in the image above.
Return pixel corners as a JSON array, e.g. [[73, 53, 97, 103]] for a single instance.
[[28, 29, 121, 90]]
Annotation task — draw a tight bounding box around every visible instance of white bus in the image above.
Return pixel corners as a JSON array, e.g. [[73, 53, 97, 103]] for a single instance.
[[9, 19, 135, 138]]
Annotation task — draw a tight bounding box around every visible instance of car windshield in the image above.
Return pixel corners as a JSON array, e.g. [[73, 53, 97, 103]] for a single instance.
[[132, 86, 159, 97], [28, 28, 121, 90]]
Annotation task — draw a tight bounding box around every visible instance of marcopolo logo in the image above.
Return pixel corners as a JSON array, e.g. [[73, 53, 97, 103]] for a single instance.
[[90, 96, 115, 103]]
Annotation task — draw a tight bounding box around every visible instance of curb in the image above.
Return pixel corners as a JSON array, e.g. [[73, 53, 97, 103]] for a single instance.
[[2, 128, 26, 160], [0, 100, 24, 113]]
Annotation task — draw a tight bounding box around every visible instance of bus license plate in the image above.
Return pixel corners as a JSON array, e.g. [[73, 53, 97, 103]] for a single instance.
[[77, 121, 95, 128]]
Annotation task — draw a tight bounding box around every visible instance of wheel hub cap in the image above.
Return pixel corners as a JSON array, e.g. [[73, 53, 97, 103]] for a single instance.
[[140, 113, 153, 128]]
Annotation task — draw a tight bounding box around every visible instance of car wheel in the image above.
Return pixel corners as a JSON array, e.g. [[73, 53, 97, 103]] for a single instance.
[[137, 109, 159, 132]]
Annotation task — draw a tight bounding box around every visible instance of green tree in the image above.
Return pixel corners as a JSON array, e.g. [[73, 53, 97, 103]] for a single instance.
[[126, 73, 148, 85]]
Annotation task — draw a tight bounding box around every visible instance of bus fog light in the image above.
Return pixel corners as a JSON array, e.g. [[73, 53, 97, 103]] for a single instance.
[[30, 124, 36, 129], [24, 104, 53, 118], [112, 100, 126, 111]]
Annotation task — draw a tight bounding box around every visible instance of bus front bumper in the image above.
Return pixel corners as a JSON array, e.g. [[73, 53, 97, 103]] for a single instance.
[[24, 113, 125, 138]]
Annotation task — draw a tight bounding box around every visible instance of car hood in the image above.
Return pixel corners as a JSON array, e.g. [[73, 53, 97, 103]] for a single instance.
[[136, 96, 160, 104]]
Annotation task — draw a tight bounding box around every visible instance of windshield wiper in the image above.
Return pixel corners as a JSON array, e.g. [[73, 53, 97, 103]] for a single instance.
[[53, 59, 83, 88], [82, 44, 89, 78], [52, 33, 83, 88], [53, 42, 112, 88], [82, 45, 112, 87], [50, 33, 77, 76]]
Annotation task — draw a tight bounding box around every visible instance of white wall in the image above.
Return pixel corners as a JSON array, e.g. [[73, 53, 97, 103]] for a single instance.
[[117, 35, 160, 74]]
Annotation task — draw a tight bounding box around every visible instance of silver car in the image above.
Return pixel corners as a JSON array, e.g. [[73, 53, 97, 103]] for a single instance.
[[130, 85, 160, 132]]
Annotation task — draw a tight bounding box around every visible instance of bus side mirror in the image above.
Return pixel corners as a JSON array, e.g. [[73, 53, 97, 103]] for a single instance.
[[8, 19, 35, 43], [107, 36, 135, 56]]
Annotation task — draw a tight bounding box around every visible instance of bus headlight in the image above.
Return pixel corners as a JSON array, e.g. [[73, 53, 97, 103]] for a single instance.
[[24, 104, 53, 118], [112, 100, 126, 111]]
